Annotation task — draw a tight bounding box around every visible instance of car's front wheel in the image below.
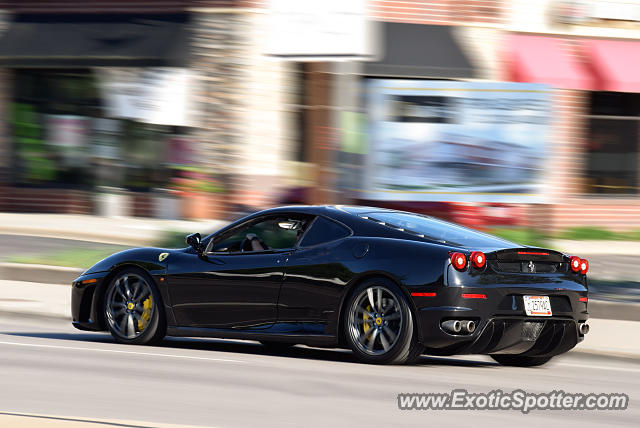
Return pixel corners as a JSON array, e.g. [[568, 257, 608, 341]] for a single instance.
[[104, 268, 166, 345], [344, 278, 423, 364], [491, 354, 553, 367]]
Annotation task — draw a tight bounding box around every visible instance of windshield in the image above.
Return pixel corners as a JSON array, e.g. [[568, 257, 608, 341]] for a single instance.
[[360, 211, 516, 248]]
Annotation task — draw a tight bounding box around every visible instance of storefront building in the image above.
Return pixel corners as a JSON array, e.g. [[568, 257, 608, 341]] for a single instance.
[[334, 0, 640, 232], [0, 0, 293, 218], [504, 0, 640, 231], [0, 0, 638, 233]]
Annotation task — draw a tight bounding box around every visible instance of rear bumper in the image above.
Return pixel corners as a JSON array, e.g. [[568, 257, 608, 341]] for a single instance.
[[420, 314, 582, 357], [412, 285, 588, 356]]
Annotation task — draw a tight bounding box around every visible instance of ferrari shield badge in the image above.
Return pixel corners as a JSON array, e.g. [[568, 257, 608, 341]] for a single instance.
[[158, 252, 169, 262]]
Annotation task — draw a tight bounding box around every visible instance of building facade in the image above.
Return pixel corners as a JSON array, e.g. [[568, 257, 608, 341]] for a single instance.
[[0, 0, 293, 218], [339, 0, 640, 232], [0, 0, 638, 233]]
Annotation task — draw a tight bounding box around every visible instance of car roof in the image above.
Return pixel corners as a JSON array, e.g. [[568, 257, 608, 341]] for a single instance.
[[250, 205, 415, 235], [256, 205, 398, 216]]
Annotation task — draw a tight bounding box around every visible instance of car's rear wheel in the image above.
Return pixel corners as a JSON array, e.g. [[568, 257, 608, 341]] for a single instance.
[[104, 268, 166, 345], [490, 354, 553, 367], [344, 278, 423, 364]]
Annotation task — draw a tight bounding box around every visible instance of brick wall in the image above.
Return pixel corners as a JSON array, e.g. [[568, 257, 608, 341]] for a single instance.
[[548, 85, 640, 231], [0, 187, 93, 214], [540, 42, 640, 232], [370, 0, 505, 25], [189, 11, 251, 176], [550, 201, 640, 232], [548, 88, 590, 199], [0, 69, 10, 184]]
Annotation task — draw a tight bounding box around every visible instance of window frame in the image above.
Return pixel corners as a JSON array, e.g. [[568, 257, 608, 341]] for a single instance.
[[583, 92, 640, 197], [296, 214, 354, 249], [205, 213, 314, 255]]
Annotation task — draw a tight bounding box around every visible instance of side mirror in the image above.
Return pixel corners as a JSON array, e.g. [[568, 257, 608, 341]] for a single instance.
[[186, 233, 204, 254]]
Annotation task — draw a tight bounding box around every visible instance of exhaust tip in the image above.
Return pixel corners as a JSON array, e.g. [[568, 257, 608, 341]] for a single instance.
[[579, 323, 590, 335], [465, 320, 476, 334], [441, 320, 462, 334]]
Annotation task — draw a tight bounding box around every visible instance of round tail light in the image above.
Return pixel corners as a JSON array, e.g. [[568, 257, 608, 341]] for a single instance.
[[569, 256, 581, 273], [580, 259, 589, 275], [450, 252, 467, 271], [470, 251, 486, 269]]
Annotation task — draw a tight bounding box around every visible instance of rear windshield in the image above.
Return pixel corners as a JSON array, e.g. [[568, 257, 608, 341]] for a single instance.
[[360, 211, 516, 248]]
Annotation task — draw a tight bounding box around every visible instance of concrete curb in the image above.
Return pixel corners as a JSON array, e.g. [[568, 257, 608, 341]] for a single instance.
[[0, 213, 226, 247], [551, 239, 640, 256], [570, 348, 640, 363], [587, 299, 640, 322], [0, 263, 82, 285], [0, 309, 69, 322]]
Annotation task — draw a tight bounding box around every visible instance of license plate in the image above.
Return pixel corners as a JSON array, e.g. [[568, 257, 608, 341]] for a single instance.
[[523, 295, 552, 316]]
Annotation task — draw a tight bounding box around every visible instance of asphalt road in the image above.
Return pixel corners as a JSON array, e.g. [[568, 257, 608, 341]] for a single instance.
[[0, 314, 637, 428], [0, 234, 128, 260]]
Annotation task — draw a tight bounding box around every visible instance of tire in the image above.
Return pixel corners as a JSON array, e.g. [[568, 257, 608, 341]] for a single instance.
[[103, 267, 166, 345], [260, 341, 296, 353], [490, 354, 553, 367], [343, 277, 423, 365]]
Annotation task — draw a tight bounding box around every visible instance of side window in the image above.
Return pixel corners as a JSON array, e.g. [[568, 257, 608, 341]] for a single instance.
[[300, 216, 350, 247], [210, 215, 310, 252]]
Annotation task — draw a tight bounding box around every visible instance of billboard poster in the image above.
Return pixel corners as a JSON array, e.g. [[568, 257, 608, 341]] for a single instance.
[[97, 68, 193, 127], [364, 80, 551, 203]]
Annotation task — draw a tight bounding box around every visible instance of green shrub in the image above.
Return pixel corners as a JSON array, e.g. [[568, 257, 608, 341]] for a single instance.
[[486, 228, 549, 248], [154, 230, 189, 249], [559, 227, 617, 241]]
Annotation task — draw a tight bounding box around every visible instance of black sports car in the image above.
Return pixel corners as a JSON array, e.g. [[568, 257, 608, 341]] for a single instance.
[[72, 205, 589, 366]]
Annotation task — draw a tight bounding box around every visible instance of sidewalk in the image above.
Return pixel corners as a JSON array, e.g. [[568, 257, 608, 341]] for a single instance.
[[0, 280, 68, 319], [0, 412, 206, 428], [1, 279, 638, 359], [550, 239, 640, 256], [0, 213, 227, 246]]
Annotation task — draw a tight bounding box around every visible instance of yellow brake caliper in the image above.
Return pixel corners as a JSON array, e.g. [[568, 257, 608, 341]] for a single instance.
[[363, 304, 372, 334], [137, 295, 153, 331]]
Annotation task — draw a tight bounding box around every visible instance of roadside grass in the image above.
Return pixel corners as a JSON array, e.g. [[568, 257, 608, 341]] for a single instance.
[[4, 231, 191, 269], [7, 248, 128, 269], [558, 227, 640, 241], [155, 230, 189, 249], [487, 226, 640, 247], [486, 228, 550, 248]]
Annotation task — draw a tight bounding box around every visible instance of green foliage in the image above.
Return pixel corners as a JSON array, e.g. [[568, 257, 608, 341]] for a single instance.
[[486, 228, 549, 248], [170, 166, 224, 194], [8, 248, 127, 269], [154, 230, 189, 249], [559, 227, 618, 241], [489, 226, 640, 245]]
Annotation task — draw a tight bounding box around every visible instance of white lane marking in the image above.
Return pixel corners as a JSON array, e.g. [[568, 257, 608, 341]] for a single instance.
[[555, 361, 640, 374], [1, 339, 637, 373], [0, 340, 245, 363]]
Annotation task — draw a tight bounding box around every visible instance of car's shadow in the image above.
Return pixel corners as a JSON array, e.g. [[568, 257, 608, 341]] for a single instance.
[[3, 331, 498, 367]]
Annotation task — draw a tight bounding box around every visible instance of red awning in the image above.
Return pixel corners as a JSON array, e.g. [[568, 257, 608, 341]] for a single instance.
[[583, 39, 640, 92], [508, 34, 595, 90]]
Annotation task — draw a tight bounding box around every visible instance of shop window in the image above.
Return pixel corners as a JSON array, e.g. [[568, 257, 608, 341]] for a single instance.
[[10, 69, 178, 191], [585, 92, 640, 195], [291, 63, 310, 163]]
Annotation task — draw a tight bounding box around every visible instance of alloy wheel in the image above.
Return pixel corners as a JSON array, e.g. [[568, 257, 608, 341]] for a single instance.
[[105, 273, 155, 340], [347, 285, 403, 356]]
